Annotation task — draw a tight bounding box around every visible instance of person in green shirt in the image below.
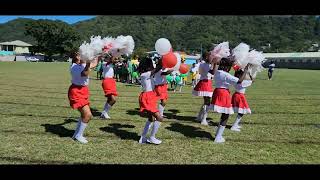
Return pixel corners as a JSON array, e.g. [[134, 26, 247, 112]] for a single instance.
[[95, 60, 103, 80]]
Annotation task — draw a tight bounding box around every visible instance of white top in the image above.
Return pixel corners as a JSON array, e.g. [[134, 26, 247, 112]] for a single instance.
[[102, 62, 114, 78], [199, 63, 213, 80], [140, 71, 154, 92], [70, 63, 89, 86], [269, 63, 275, 71], [234, 80, 252, 94], [195, 62, 201, 71], [214, 70, 239, 89], [154, 69, 167, 85], [190, 67, 197, 73]]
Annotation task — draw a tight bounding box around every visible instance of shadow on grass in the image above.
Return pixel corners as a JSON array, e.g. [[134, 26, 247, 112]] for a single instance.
[[164, 109, 214, 123], [166, 122, 214, 140], [100, 123, 139, 141], [126, 108, 141, 116], [41, 118, 77, 138], [90, 107, 101, 117]]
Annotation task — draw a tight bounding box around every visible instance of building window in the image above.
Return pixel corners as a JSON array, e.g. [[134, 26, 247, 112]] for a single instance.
[[8, 45, 14, 51], [1, 45, 14, 51]]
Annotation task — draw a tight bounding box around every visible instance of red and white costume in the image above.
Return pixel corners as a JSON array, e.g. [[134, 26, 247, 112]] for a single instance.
[[210, 70, 239, 114], [139, 71, 159, 114], [154, 69, 168, 101], [102, 62, 118, 96], [232, 80, 252, 114], [192, 63, 213, 97], [68, 63, 90, 109]]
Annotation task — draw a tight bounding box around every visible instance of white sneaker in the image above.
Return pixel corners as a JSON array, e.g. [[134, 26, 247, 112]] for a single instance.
[[138, 136, 147, 144], [201, 120, 208, 126], [214, 136, 225, 143], [147, 137, 162, 145], [238, 125, 242, 129], [100, 112, 110, 119], [231, 126, 241, 132], [74, 135, 88, 144]]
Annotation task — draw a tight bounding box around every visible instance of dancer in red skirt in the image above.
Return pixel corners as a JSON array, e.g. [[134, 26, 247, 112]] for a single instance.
[[230, 68, 253, 132], [100, 54, 118, 119], [208, 57, 250, 143], [192, 52, 214, 126], [154, 61, 173, 118], [68, 52, 99, 144], [138, 57, 163, 145]]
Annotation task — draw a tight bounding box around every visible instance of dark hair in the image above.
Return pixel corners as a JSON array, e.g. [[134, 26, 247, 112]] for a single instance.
[[234, 69, 244, 78], [137, 57, 154, 74], [69, 51, 80, 63], [202, 51, 209, 59], [218, 57, 234, 72]]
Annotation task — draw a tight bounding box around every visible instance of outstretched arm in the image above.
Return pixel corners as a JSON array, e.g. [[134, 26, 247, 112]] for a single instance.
[[81, 61, 91, 77], [161, 69, 174, 75], [237, 64, 251, 84], [208, 62, 219, 75]]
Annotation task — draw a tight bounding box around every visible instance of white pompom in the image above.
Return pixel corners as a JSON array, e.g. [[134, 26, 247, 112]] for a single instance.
[[90, 36, 104, 55], [246, 50, 266, 78], [102, 36, 115, 53], [211, 42, 230, 58], [111, 35, 135, 57], [232, 43, 250, 69], [79, 42, 95, 61]]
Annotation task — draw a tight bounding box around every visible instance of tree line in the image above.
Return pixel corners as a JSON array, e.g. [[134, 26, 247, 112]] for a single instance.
[[1, 15, 319, 60]]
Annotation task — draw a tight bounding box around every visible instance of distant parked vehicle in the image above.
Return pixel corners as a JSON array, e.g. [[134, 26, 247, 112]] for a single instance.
[[26, 57, 39, 62]]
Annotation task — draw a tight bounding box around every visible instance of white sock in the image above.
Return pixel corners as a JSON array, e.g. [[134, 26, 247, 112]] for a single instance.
[[201, 105, 209, 121], [233, 115, 242, 127], [215, 125, 226, 138], [158, 104, 164, 117], [103, 102, 112, 113], [73, 118, 82, 137], [76, 121, 88, 137], [76, 118, 82, 133], [150, 121, 161, 138], [197, 105, 204, 120], [141, 120, 152, 138]]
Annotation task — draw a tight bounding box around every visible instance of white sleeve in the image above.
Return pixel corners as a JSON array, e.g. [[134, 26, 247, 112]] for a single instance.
[[71, 65, 81, 76], [241, 80, 252, 88], [226, 73, 239, 85]]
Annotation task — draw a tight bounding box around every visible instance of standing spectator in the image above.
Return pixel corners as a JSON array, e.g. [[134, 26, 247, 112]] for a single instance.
[[268, 60, 275, 80]]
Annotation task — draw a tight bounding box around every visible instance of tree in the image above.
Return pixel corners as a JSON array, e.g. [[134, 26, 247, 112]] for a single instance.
[[25, 20, 80, 61]]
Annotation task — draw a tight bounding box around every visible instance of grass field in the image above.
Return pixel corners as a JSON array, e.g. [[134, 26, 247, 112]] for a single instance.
[[0, 62, 319, 164]]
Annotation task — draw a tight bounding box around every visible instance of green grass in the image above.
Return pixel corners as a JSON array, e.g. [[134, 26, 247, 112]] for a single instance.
[[0, 62, 319, 164]]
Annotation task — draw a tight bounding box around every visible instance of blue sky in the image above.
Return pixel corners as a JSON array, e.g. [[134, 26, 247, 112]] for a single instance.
[[0, 16, 96, 24]]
